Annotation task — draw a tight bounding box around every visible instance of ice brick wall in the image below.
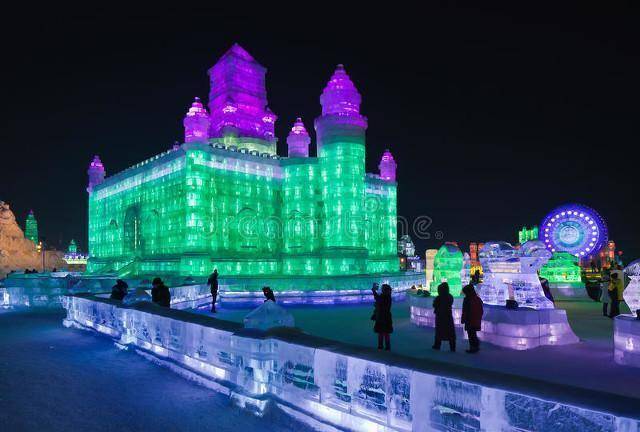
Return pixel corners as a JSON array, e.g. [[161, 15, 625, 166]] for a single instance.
[[63, 294, 640, 432]]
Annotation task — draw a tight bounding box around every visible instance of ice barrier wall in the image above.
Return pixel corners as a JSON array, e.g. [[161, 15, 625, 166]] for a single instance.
[[63, 293, 640, 432], [2, 274, 211, 309]]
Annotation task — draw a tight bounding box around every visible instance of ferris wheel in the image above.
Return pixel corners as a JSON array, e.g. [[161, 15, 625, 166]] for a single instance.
[[540, 204, 608, 258]]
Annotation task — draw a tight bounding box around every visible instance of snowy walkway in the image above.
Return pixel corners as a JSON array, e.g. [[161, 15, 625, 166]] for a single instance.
[[202, 299, 640, 401], [0, 310, 314, 432]]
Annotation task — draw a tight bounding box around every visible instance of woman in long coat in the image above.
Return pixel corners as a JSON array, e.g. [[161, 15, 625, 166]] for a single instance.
[[433, 282, 456, 352], [372, 283, 393, 351]]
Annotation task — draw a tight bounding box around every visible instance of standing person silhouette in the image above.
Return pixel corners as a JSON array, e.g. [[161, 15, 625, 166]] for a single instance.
[[207, 268, 219, 313], [371, 283, 393, 351], [433, 282, 456, 352]]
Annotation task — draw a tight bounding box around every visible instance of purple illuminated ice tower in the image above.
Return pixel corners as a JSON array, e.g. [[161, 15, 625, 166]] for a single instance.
[[319, 64, 366, 124], [183, 97, 210, 143], [207, 44, 277, 141], [379, 149, 397, 181], [287, 117, 311, 158], [87, 155, 105, 193]]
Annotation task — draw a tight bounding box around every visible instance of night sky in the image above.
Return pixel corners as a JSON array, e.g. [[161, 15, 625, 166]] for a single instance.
[[1, 6, 638, 260]]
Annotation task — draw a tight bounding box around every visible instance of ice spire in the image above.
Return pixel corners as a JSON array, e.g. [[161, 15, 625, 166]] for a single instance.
[[287, 117, 311, 158], [207, 44, 276, 141], [320, 64, 362, 116], [378, 149, 397, 181], [183, 97, 210, 143], [87, 155, 106, 193], [25, 210, 38, 245]]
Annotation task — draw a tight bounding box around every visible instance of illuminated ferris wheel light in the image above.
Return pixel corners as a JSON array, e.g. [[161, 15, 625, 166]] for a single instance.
[[540, 204, 608, 257]]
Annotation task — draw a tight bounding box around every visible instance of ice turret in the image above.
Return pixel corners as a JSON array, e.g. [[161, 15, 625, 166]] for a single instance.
[[87, 155, 105, 193], [183, 97, 210, 143], [207, 44, 277, 142], [320, 64, 363, 117], [287, 117, 311, 158], [315, 64, 368, 267], [379, 149, 397, 181]]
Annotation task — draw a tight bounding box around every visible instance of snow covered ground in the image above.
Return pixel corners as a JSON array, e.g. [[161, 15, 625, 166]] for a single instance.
[[0, 310, 315, 432], [198, 299, 640, 401]]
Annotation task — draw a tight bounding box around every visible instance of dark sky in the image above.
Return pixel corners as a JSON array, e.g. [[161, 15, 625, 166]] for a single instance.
[[1, 5, 639, 260]]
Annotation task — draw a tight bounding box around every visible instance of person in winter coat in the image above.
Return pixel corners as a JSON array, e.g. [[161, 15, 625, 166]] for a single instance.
[[151, 277, 171, 308], [461, 283, 484, 353], [372, 283, 393, 350], [207, 268, 219, 313], [110, 279, 128, 301], [539, 277, 555, 304], [433, 282, 456, 352], [608, 272, 624, 318], [262, 286, 276, 302]]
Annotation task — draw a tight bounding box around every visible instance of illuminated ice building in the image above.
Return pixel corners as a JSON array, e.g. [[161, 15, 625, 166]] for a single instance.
[[86, 44, 412, 299]]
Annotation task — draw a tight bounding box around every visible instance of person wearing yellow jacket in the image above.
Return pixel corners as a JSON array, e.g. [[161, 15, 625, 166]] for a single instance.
[[608, 271, 624, 318]]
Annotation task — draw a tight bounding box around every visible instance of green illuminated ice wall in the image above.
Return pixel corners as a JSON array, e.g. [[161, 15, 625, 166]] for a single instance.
[[539, 251, 583, 285], [87, 45, 398, 278]]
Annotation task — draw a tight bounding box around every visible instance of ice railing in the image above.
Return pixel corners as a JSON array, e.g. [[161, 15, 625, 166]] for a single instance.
[[62, 294, 639, 432]]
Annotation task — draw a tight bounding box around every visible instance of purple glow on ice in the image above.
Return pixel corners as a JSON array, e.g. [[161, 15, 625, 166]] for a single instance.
[[87, 155, 105, 193], [183, 97, 210, 143], [320, 64, 362, 116], [378, 149, 397, 181], [287, 117, 310, 157], [207, 44, 277, 141]]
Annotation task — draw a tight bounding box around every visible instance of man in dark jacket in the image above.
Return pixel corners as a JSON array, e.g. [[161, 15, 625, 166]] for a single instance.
[[433, 282, 456, 352], [151, 277, 171, 308], [207, 269, 219, 313], [461, 283, 484, 353], [110, 279, 128, 301]]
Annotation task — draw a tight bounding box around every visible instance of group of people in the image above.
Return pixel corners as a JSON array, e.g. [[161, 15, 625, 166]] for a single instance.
[[601, 263, 626, 318], [110, 268, 274, 313], [371, 281, 484, 353], [109, 277, 171, 308]]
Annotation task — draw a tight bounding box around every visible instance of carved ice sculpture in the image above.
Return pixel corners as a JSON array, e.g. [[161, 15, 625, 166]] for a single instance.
[[478, 241, 554, 310], [614, 259, 640, 367], [624, 259, 640, 315], [244, 300, 295, 331]]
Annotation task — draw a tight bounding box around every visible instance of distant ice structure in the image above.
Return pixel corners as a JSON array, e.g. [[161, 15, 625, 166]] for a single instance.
[[424, 249, 438, 291], [614, 259, 640, 368], [63, 293, 640, 430], [461, 252, 471, 286], [432, 243, 464, 296], [244, 300, 295, 330], [478, 241, 554, 310]]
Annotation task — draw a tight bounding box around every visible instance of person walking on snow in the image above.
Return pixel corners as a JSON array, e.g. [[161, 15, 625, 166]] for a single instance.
[[371, 283, 393, 351], [433, 282, 456, 352], [461, 283, 483, 353]]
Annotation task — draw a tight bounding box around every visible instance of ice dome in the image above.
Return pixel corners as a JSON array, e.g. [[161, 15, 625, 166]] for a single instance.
[[244, 300, 295, 331]]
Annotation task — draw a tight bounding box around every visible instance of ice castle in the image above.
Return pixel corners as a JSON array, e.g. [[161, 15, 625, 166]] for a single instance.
[[86, 44, 399, 279]]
